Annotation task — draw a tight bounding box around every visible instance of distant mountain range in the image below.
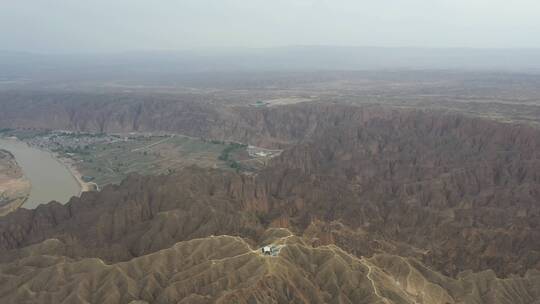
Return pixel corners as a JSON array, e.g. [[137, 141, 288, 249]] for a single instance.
[[1, 46, 540, 82]]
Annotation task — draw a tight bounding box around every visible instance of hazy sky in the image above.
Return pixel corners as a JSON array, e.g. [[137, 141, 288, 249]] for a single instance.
[[1, 0, 540, 53]]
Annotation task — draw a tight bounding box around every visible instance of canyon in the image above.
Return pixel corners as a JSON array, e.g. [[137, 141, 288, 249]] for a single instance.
[[0, 101, 539, 303]]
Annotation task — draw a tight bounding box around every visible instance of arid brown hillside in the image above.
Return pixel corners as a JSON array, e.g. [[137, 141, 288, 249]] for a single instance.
[[1, 231, 539, 304], [1, 104, 539, 303], [0, 92, 363, 149], [255, 107, 540, 277], [0, 149, 30, 216], [0, 92, 435, 147]]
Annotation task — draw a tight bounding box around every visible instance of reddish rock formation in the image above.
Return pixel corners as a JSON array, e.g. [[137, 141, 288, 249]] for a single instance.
[[1, 103, 540, 303]]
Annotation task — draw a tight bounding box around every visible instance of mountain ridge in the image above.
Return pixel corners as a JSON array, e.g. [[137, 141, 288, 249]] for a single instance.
[[1, 104, 539, 303]]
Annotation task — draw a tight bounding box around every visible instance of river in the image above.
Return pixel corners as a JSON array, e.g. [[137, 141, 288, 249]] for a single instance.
[[0, 138, 81, 209]]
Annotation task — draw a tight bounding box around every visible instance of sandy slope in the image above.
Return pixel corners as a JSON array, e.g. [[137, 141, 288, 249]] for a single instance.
[[0, 149, 30, 216], [1, 231, 538, 304]]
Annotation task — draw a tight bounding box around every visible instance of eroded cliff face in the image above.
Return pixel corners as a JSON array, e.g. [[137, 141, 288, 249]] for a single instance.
[[0, 104, 539, 303], [0, 168, 264, 262], [254, 107, 540, 277], [0, 92, 393, 147]]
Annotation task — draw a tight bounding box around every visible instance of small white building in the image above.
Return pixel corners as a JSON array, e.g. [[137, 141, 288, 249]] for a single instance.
[[255, 151, 270, 157], [262, 246, 272, 255]]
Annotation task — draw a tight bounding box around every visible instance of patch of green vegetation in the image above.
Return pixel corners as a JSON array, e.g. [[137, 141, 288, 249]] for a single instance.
[[0, 128, 13, 134], [228, 160, 241, 172], [63, 146, 91, 155], [218, 142, 247, 172], [67, 135, 237, 187], [74, 139, 159, 186], [10, 130, 51, 140], [81, 176, 95, 182], [181, 140, 217, 154], [218, 143, 247, 161], [61, 132, 107, 138]]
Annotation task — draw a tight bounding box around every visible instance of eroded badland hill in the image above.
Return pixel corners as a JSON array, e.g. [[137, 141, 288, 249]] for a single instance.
[[0, 103, 539, 303]]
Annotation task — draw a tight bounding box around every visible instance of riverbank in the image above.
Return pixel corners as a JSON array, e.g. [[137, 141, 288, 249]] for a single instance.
[[0, 137, 82, 209], [58, 157, 94, 194], [24, 142, 92, 194]]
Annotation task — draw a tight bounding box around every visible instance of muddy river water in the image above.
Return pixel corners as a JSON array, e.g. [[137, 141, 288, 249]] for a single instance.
[[0, 138, 80, 209]]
